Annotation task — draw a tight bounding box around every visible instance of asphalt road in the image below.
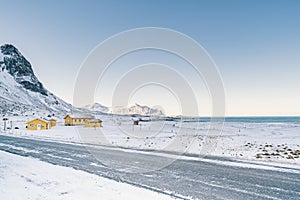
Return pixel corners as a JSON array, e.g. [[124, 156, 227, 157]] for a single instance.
[[0, 135, 299, 200]]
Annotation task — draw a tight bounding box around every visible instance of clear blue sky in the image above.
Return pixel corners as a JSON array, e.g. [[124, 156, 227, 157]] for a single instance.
[[1, 0, 300, 116]]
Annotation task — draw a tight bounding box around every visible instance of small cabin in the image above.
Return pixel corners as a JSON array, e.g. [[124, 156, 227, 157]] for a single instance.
[[64, 114, 94, 126], [85, 119, 102, 128], [49, 118, 57, 127], [26, 118, 50, 130]]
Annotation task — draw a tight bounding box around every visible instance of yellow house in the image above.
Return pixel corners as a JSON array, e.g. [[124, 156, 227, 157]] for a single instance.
[[49, 118, 57, 127], [26, 118, 50, 130], [64, 114, 94, 126], [85, 119, 102, 128]]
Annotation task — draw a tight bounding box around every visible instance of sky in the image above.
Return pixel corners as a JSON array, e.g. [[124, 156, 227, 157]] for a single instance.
[[0, 0, 300, 116]]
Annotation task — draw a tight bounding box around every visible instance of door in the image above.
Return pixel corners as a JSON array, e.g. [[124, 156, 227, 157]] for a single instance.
[[37, 124, 41, 130]]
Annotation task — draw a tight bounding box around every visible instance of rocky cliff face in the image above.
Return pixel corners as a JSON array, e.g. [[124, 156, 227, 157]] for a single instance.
[[0, 44, 73, 115], [0, 44, 48, 96]]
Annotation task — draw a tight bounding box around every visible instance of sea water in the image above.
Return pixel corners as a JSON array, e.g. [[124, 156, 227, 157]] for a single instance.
[[170, 116, 300, 123]]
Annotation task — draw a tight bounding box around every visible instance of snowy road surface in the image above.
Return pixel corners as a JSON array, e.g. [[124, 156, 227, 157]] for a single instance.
[[0, 135, 299, 200]]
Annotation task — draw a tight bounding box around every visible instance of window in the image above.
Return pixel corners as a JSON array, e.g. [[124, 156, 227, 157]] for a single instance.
[[30, 124, 34, 128]]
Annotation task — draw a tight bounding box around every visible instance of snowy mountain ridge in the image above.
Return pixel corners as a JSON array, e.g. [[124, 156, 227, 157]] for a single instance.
[[85, 102, 164, 116], [83, 102, 110, 113], [0, 44, 73, 115], [127, 103, 164, 116]]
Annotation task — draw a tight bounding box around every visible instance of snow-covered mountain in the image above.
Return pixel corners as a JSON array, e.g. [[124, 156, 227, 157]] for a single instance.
[[127, 103, 164, 116], [0, 44, 73, 115], [0, 44, 164, 117], [83, 102, 110, 113], [85, 102, 164, 116]]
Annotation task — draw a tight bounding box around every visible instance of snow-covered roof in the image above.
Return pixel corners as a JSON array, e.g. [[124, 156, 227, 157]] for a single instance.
[[26, 118, 49, 124], [64, 114, 94, 119], [89, 119, 102, 123]]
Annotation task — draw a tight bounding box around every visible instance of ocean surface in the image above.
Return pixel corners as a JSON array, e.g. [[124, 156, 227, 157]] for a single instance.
[[168, 116, 300, 123]]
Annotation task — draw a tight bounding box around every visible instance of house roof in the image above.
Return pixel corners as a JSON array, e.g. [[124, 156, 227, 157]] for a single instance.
[[49, 118, 56, 121], [26, 118, 49, 124], [64, 114, 94, 119], [89, 119, 102, 123]]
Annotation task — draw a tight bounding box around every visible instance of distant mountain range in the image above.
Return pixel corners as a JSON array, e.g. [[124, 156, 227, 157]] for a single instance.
[[84, 103, 164, 116], [0, 44, 164, 116], [83, 103, 110, 113]]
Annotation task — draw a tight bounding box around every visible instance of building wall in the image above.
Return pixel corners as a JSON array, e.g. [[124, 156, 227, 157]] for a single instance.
[[85, 122, 102, 127], [26, 120, 49, 130], [64, 116, 91, 126], [50, 120, 56, 127], [73, 118, 88, 125], [64, 116, 73, 126]]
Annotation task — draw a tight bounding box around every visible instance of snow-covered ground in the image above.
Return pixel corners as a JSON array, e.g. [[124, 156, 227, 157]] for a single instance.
[[1, 115, 300, 166], [0, 150, 174, 200]]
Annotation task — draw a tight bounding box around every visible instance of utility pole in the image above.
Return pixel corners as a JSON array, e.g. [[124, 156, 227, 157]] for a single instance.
[[3, 118, 8, 131]]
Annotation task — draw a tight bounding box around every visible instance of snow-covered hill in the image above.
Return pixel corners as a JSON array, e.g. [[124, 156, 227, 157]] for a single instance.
[[0, 44, 73, 115]]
